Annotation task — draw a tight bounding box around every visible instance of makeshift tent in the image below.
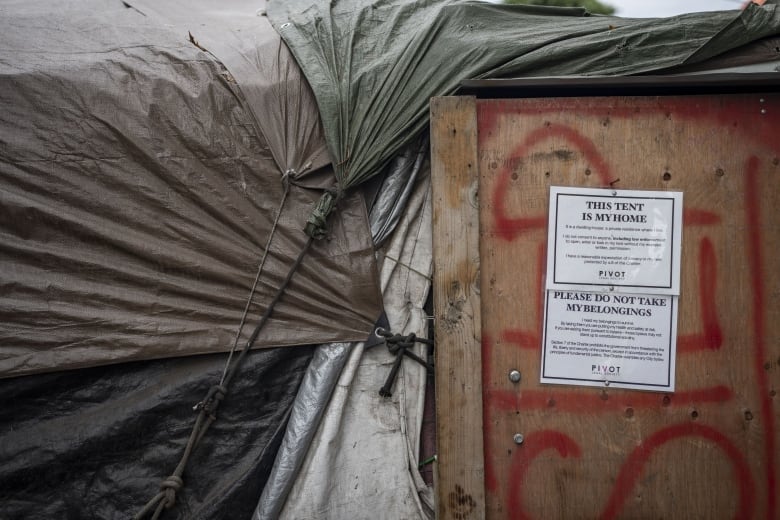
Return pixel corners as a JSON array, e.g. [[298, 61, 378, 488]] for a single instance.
[[0, 0, 381, 517], [1, 0, 779, 518]]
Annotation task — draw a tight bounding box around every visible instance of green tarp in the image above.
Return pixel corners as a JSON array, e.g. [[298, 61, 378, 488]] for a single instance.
[[268, 0, 780, 207]]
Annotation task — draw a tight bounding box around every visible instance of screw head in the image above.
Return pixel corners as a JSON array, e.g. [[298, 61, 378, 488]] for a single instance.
[[513, 433, 525, 445], [508, 370, 521, 383]]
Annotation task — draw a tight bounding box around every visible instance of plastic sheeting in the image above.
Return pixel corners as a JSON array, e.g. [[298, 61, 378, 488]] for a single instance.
[[664, 35, 780, 74], [0, 344, 315, 519], [0, 4, 432, 516], [267, 0, 780, 201], [257, 170, 435, 520], [366, 136, 430, 248], [5, 2, 780, 519], [252, 342, 353, 519], [0, 0, 382, 377]]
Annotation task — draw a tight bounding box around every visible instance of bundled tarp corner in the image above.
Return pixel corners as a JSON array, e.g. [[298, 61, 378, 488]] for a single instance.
[[2, 0, 780, 518]]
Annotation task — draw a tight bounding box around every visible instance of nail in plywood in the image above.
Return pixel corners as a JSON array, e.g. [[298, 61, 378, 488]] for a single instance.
[[431, 95, 485, 520]]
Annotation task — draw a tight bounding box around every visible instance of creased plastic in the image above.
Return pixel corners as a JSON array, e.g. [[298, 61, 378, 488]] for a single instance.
[[0, 344, 315, 520], [367, 135, 430, 248], [123, 0, 331, 186], [252, 342, 353, 520]]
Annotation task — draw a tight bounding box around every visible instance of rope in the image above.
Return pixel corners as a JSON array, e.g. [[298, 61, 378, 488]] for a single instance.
[[376, 328, 434, 398], [134, 180, 317, 519], [220, 174, 291, 386], [376, 327, 434, 347], [135, 238, 312, 519], [380, 253, 433, 282]]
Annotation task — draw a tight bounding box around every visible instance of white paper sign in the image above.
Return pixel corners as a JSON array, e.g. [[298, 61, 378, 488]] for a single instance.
[[546, 187, 683, 295], [540, 290, 678, 391]]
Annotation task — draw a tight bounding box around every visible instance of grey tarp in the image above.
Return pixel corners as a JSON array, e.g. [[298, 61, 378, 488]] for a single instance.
[[121, 0, 331, 186], [267, 0, 780, 199], [0, 0, 383, 377]]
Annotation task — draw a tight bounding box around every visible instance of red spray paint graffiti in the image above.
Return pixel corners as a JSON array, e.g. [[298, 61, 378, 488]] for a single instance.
[[478, 104, 778, 518], [492, 124, 612, 242], [600, 423, 756, 520], [506, 431, 581, 520], [501, 424, 753, 520]]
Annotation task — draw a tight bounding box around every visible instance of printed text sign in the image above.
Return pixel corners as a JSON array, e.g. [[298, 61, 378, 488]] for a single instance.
[[546, 187, 683, 294]]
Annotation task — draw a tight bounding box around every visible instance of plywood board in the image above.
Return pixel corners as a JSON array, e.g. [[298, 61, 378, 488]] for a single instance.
[[474, 94, 780, 519]]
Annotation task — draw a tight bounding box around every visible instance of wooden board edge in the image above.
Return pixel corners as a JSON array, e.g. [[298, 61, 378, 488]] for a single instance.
[[430, 95, 486, 520]]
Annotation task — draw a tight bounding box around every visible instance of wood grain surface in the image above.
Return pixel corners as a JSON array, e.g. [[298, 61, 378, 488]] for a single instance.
[[431, 95, 486, 520], [432, 93, 780, 519]]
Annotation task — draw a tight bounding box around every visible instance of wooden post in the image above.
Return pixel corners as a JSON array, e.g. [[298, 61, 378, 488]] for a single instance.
[[430, 96, 486, 520]]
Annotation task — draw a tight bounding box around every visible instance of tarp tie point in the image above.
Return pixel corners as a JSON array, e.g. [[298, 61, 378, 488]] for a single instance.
[[376, 329, 434, 398], [304, 184, 344, 239]]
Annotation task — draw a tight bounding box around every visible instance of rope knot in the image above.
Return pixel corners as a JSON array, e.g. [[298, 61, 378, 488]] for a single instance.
[[202, 384, 227, 420], [304, 191, 336, 239], [398, 333, 416, 350], [303, 182, 344, 240], [282, 169, 294, 190], [384, 332, 416, 353], [209, 384, 227, 401], [159, 476, 183, 509]]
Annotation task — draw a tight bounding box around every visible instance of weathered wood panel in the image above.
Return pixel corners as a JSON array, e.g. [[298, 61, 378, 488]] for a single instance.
[[474, 94, 780, 519], [431, 96, 486, 520]]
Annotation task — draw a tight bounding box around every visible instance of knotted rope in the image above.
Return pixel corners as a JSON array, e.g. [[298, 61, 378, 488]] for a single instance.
[[135, 174, 334, 519]]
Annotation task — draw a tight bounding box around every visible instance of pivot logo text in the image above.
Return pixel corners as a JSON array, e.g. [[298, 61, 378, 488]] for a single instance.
[[598, 270, 625, 280], [592, 364, 621, 375]]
